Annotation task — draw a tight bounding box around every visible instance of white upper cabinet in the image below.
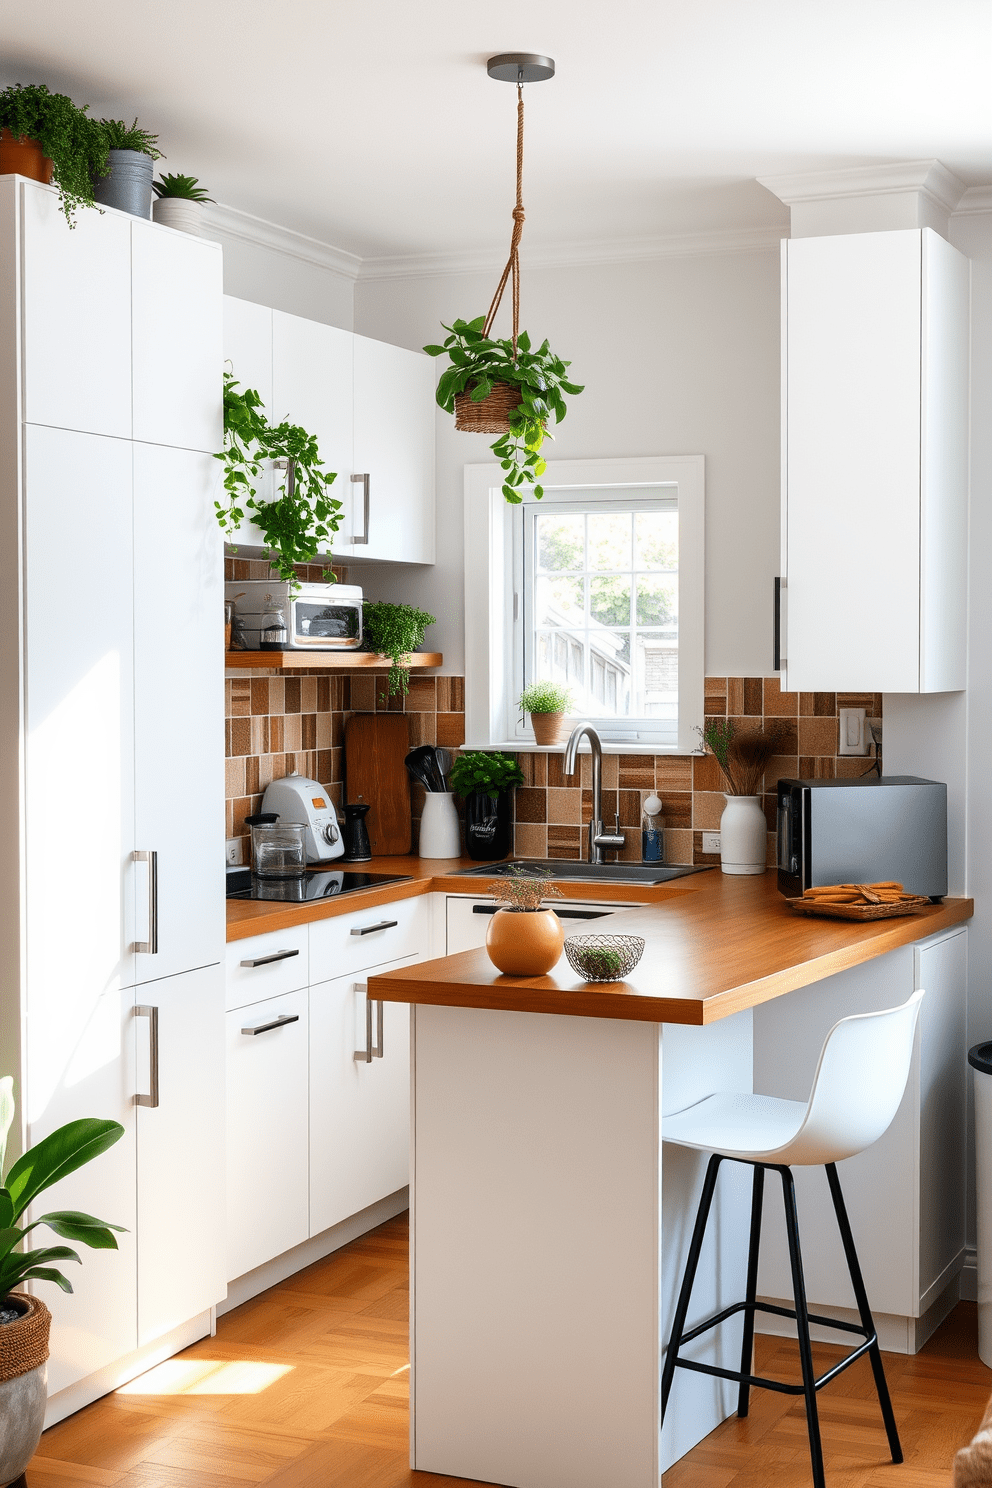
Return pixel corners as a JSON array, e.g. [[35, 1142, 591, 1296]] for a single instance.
[[782, 228, 968, 694], [272, 309, 354, 554], [20, 180, 132, 438], [131, 220, 223, 452], [353, 334, 436, 563]]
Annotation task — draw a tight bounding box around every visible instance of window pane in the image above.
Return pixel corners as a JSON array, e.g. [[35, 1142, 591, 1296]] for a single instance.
[[635, 511, 677, 571], [536, 514, 584, 572], [587, 512, 631, 571], [589, 574, 631, 628], [534, 629, 587, 694], [535, 574, 584, 626], [632, 632, 678, 718], [635, 575, 677, 627]]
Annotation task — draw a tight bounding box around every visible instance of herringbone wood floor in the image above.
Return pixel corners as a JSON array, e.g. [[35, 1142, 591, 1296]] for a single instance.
[[23, 1213, 991, 1487]]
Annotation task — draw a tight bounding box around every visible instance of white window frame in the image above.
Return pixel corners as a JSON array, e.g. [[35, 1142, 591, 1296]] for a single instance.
[[464, 455, 704, 753]]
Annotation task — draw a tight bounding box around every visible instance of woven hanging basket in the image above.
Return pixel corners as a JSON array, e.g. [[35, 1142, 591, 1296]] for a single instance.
[[0, 1293, 51, 1385], [454, 381, 522, 435]]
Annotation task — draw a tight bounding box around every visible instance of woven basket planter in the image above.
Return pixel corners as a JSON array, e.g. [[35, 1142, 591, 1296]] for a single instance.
[[454, 381, 522, 434], [0, 1293, 51, 1487]]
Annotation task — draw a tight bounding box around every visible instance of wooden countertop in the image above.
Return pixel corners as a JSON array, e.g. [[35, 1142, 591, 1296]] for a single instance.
[[366, 873, 973, 1026]]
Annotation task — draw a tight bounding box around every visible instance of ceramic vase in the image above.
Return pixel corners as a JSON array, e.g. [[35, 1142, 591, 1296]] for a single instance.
[[94, 149, 153, 218], [419, 792, 461, 859], [0, 1294, 50, 1487], [486, 907, 565, 976], [719, 794, 768, 875], [152, 197, 204, 235], [464, 788, 513, 861], [530, 711, 566, 746]]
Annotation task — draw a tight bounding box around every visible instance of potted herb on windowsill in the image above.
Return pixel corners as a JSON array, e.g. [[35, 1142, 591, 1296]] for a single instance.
[[0, 1076, 125, 1486], [449, 751, 524, 861], [93, 117, 163, 219], [152, 172, 214, 235], [362, 602, 437, 697], [0, 83, 109, 225], [484, 867, 564, 976], [519, 681, 574, 747]]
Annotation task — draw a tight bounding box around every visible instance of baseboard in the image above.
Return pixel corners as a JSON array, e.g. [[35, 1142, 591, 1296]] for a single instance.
[[755, 1271, 961, 1356], [962, 1247, 979, 1302], [218, 1187, 410, 1315], [43, 1311, 213, 1428]]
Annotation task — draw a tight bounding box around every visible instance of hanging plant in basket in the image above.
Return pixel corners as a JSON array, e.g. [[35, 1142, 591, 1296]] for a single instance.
[[423, 78, 582, 504], [214, 371, 342, 588]]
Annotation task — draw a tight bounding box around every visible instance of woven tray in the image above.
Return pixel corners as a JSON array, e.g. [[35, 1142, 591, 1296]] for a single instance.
[[788, 895, 930, 921]]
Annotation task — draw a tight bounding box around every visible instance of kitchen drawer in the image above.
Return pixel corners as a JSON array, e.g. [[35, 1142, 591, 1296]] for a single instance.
[[308, 895, 429, 983], [225, 924, 309, 1011]]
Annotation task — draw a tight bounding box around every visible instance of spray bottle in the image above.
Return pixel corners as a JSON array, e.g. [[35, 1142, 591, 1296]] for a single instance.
[[641, 794, 664, 863]]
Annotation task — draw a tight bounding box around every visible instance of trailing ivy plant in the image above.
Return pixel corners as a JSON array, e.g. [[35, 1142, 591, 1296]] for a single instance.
[[362, 602, 437, 697], [153, 172, 213, 202], [97, 117, 163, 158], [0, 83, 109, 225], [424, 317, 583, 504], [214, 372, 342, 588]]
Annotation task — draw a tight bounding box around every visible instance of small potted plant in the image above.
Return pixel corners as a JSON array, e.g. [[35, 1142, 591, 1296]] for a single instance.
[[362, 601, 437, 696], [93, 117, 163, 219], [518, 681, 574, 746], [484, 867, 564, 976], [0, 1076, 125, 1485], [449, 751, 524, 861], [152, 172, 214, 235], [0, 83, 109, 225], [698, 719, 786, 876]]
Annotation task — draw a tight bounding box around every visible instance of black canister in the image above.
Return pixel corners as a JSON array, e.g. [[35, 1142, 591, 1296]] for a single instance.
[[341, 802, 372, 861], [464, 788, 513, 861]]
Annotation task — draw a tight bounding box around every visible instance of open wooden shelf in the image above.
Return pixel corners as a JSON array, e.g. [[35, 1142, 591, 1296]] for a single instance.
[[224, 650, 443, 672]]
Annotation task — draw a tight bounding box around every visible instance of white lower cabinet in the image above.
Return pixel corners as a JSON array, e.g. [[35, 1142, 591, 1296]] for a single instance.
[[446, 896, 632, 954], [226, 988, 310, 1280]]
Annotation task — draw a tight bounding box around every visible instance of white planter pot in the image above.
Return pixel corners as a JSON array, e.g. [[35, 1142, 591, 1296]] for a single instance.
[[719, 794, 768, 875], [152, 198, 204, 235], [419, 792, 461, 859]]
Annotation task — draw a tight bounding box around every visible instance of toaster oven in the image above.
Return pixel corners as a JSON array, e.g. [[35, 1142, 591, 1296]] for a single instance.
[[226, 580, 363, 650]]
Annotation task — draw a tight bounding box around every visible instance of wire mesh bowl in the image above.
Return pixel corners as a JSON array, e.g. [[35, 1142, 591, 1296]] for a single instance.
[[564, 934, 646, 983]]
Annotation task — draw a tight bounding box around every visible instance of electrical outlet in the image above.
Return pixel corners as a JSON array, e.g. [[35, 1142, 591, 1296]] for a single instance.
[[702, 832, 721, 854], [225, 837, 243, 866]]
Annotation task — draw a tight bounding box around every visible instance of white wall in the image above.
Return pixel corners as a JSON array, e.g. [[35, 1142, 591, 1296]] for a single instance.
[[354, 249, 782, 677], [208, 230, 356, 331]]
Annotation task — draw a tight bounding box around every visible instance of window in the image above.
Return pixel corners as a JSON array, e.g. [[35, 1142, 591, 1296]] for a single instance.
[[464, 456, 704, 752]]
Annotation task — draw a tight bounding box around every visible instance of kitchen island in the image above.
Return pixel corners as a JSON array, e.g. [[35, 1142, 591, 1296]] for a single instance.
[[369, 876, 971, 1488]]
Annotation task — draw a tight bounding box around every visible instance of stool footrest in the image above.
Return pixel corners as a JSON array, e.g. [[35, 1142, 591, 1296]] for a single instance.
[[678, 1298, 870, 1348]]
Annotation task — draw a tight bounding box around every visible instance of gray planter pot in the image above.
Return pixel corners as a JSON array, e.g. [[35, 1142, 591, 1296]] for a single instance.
[[93, 149, 154, 218], [0, 1361, 47, 1485]]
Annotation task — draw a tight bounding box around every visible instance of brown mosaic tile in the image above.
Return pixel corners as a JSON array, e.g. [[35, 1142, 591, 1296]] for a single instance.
[[548, 825, 581, 848], [798, 717, 837, 757], [618, 789, 642, 828], [655, 757, 692, 793], [300, 677, 318, 714], [743, 678, 763, 715], [704, 677, 727, 714], [836, 693, 875, 711], [229, 679, 251, 717], [515, 788, 547, 824], [437, 713, 466, 747], [547, 787, 582, 825], [693, 792, 726, 831], [225, 756, 245, 799], [762, 793, 777, 830], [316, 749, 333, 782], [693, 831, 721, 867], [727, 678, 744, 715], [349, 674, 376, 711], [662, 792, 692, 830], [766, 755, 798, 786], [665, 828, 693, 865], [763, 677, 798, 716], [257, 754, 276, 791], [229, 717, 251, 757], [693, 753, 726, 792], [436, 676, 465, 712], [769, 720, 798, 754], [283, 678, 301, 713], [548, 845, 581, 860], [249, 716, 269, 756], [582, 788, 619, 826], [799, 755, 835, 779], [269, 715, 285, 752], [601, 754, 619, 789], [835, 758, 877, 779], [618, 754, 654, 789], [245, 755, 260, 796], [301, 714, 317, 750], [546, 753, 568, 789], [250, 678, 269, 716], [514, 822, 547, 857], [316, 713, 333, 750], [404, 678, 437, 711], [406, 712, 437, 747], [616, 833, 642, 862]]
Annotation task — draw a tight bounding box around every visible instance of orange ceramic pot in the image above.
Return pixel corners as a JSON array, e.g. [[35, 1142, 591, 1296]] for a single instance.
[[0, 130, 53, 184], [486, 907, 564, 976], [530, 711, 566, 747]]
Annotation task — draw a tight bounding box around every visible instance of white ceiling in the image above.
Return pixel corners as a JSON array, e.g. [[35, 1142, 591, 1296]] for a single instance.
[[4, 0, 991, 261]]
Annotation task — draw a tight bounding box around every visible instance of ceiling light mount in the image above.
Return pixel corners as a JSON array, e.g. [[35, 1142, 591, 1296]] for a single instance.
[[486, 53, 555, 86]]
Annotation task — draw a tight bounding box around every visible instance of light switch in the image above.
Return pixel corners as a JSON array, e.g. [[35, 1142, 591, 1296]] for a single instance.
[[838, 708, 868, 755]]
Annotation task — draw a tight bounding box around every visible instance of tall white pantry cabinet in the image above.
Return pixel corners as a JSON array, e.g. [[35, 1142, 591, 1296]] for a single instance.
[[0, 176, 226, 1422]]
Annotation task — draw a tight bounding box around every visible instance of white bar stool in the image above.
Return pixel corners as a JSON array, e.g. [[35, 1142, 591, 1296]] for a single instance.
[[661, 989, 924, 1488]]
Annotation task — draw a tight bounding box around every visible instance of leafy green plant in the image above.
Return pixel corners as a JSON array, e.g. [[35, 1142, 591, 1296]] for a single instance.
[[424, 318, 583, 504], [0, 1076, 125, 1303], [362, 602, 436, 697], [214, 372, 342, 588], [574, 945, 623, 979], [449, 751, 524, 802], [0, 83, 109, 225], [98, 117, 163, 158], [518, 680, 574, 716], [487, 866, 562, 912], [153, 172, 213, 201]]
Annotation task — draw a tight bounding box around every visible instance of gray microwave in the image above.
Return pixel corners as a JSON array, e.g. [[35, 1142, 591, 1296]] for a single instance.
[[776, 775, 947, 900]]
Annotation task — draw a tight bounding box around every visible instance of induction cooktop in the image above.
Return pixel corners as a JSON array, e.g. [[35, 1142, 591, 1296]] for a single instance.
[[226, 867, 412, 903]]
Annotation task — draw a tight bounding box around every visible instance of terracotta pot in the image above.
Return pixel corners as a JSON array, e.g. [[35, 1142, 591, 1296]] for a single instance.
[[0, 130, 53, 184], [486, 907, 564, 976], [0, 1293, 50, 1487], [530, 711, 566, 747]]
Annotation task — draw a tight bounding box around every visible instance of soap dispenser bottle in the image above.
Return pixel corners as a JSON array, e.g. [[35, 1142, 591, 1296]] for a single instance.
[[641, 794, 664, 863]]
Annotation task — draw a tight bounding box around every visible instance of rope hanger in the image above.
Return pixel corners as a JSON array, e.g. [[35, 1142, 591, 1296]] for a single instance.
[[482, 84, 526, 358]]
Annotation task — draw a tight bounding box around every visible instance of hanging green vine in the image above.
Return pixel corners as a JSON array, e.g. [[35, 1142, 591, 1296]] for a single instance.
[[214, 371, 342, 587]]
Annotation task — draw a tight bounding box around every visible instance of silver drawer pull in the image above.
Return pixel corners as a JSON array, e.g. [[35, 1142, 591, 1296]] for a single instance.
[[354, 983, 385, 1062], [242, 1013, 300, 1036], [240, 948, 300, 968], [134, 1005, 159, 1107], [350, 920, 398, 937], [351, 472, 370, 545], [133, 850, 158, 954]]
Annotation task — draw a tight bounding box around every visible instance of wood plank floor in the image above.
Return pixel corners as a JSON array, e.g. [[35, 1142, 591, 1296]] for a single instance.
[[23, 1213, 992, 1487]]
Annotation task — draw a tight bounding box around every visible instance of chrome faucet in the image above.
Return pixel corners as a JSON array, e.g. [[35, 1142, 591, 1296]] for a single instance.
[[563, 722, 626, 865]]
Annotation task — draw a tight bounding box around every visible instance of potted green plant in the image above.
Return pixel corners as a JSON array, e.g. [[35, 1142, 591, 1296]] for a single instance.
[[93, 117, 163, 219], [0, 83, 109, 225], [362, 601, 437, 696], [518, 681, 574, 747], [0, 1076, 125, 1486], [152, 172, 214, 235], [449, 751, 525, 861], [424, 318, 583, 504], [484, 867, 564, 976], [214, 372, 342, 588]]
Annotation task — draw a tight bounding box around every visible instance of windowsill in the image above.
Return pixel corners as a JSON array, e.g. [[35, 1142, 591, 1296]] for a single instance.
[[465, 740, 701, 756]]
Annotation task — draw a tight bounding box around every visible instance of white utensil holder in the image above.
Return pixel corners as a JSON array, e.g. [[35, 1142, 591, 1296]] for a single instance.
[[419, 792, 461, 859]]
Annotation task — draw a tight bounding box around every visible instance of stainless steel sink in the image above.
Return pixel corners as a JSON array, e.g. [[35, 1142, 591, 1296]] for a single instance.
[[449, 859, 710, 886]]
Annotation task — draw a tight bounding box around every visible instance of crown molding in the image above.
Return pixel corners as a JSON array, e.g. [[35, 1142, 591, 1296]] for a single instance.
[[358, 224, 786, 281], [955, 184, 992, 216], [199, 201, 362, 280], [758, 159, 967, 215]]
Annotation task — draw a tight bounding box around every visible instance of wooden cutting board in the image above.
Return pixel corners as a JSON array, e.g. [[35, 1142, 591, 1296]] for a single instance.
[[344, 713, 411, 855]]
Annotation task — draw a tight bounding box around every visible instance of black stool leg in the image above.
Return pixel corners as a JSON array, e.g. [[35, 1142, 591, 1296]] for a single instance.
[[737, 1164, 765, 1418], [825, 1162, 902, 1464], [662, 1152, 723, 1421], [780, 1166, 826, 1488]]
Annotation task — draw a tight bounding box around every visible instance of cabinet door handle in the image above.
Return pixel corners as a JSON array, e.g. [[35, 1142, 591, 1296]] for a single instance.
[[134, 1005, 159, 1107], [242, 1013, 300, 1036], [240, 948, 300, 968], [354, 983, 385, 1062], [133, 850, 158, 954], [470, 904, 610, 920], [774, 576, 787, 672], [351, 473, 370, 545], [350, 920, 398, 936]]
